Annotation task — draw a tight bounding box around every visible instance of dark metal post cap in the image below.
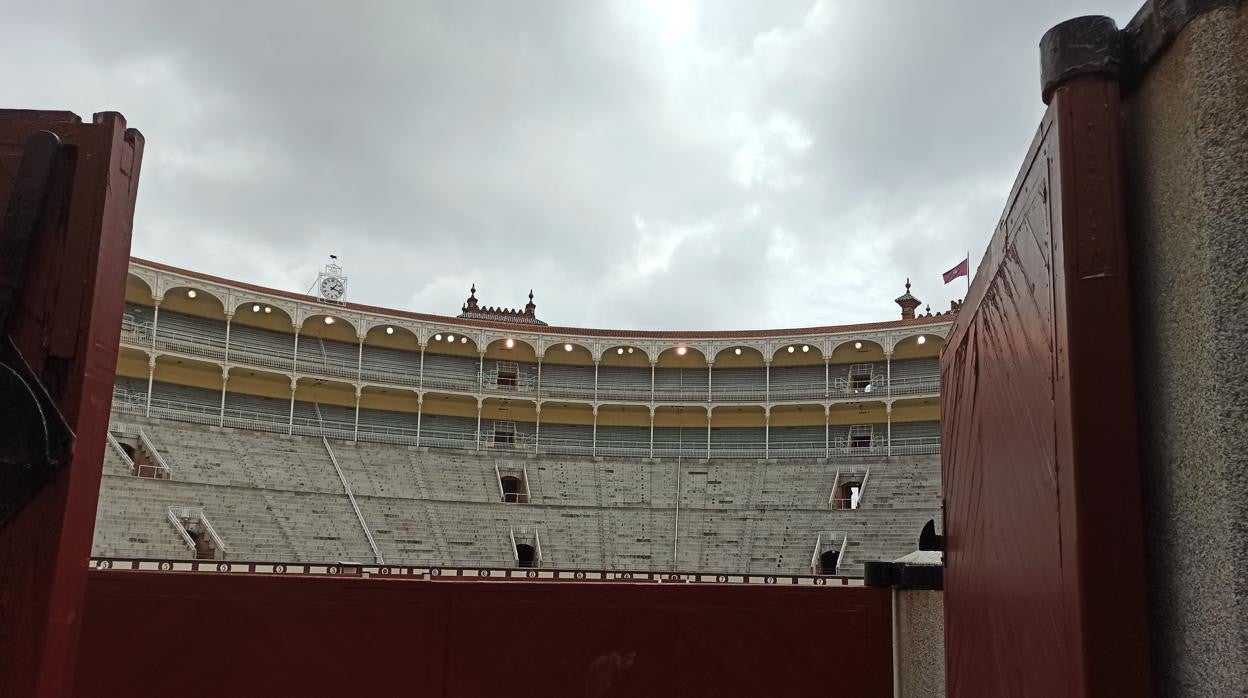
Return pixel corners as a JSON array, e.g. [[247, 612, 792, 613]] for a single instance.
[[1040, 15, 1123, 104]]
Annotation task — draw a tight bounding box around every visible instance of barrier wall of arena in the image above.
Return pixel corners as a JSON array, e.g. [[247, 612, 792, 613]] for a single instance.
[[73, 569, 894, 697], [1122, 2, 1248, 694]]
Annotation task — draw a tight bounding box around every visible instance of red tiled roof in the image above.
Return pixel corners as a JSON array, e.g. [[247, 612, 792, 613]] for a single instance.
[[131, 257, 954, 339]]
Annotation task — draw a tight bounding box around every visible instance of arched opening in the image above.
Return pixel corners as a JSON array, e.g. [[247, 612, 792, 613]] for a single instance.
[[500, 475, 528, 504], [516, 543, 537, 568], [118, 442, 136, 461], [819, 549, 841, 575], [837, 481, 862, 510]]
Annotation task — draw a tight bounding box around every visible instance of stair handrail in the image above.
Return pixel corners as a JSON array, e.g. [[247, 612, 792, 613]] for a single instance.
[[105, 431, 134, 469], [857, 466, 872, 506], [137, 427, 173, 478], [165, 507, 198, 553], [314, 406, 383, 565]]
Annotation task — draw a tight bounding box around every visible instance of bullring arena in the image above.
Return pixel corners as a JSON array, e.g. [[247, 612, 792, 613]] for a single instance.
[[95, 258, 950, 577]]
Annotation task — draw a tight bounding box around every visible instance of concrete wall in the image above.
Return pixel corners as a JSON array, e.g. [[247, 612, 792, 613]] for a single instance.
[[1122, 3, 1248, 695], [894, 590, 945, 698]]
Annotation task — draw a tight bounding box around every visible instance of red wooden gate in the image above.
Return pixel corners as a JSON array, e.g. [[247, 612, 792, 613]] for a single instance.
[[0, 111, 144, 698], [940, 17, 1151, 697]]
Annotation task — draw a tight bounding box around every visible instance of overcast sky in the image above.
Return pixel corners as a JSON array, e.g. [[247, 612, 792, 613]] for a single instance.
[[6, 0, 1142, 330]]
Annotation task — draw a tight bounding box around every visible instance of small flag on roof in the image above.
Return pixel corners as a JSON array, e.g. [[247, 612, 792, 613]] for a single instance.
[[943, 256, 969, 284]]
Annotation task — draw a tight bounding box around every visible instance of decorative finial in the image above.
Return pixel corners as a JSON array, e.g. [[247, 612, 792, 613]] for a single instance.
[[905, 278, 911, 292], [529, 289, 534, 302], [471, 283, 476, 295]]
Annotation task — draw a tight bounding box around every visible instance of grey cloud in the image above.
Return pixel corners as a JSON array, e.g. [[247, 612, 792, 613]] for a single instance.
[[4, 0, 1142, 329]]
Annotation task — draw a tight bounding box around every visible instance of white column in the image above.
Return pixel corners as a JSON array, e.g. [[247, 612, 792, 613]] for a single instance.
[[764, 358, 771, 404], [764, 406, 771, 460], [650, 360, 656, 403], [478, 350, 485, 392], [223, 310, 233, 363], [356, 332, 365, 383], [219, 368, 229, 428], [291, 322, 301, 373], [288, 323, 301, 435], [886, 350, 892, 398], [592, 404, 598, 457], [150, 298, 161, 353], [475, 398, 483, 451], [287, 377, 297, 435], [353, 385, 362, 441], [824, 404, 831, 460], [593, 359, 600, 402], [534, 404, 541, 456], [418, 343, 425, 390], [706, 406, 712, 459], [648, 406, 655, 460], [144, 355, 155, 417], [536, 354, 543, 399], [707, 361, 713, 402], [415, 394, 423, 447], [824, 358, 830, 400], [886, 402, 893, 457], [145, 296, 161, 417]]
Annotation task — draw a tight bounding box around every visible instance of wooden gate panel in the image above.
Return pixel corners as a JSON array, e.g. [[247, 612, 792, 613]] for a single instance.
[[941, 18, 1151, 696]]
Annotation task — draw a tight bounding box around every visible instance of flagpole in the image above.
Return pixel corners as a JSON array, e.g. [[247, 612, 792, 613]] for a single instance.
[[965, 250, 970, 299]]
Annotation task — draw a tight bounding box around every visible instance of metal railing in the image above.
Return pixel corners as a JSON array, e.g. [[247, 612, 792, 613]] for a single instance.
[[137, 427, 173, 478], [111, 387, 940, 460], [89, 555, 866, 585], [118, 321, 941, 404], [166, 506, 227, 557]]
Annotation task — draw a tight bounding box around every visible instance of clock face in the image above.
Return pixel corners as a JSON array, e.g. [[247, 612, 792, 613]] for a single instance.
[[319, 276, 345, 300]]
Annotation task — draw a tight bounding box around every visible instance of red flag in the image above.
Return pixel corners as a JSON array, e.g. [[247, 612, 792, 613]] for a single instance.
[[943, 257, 969, 284]]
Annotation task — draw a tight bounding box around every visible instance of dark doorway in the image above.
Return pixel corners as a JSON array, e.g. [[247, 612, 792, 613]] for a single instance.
[[819, 550, 840, 575], [500, 475, 527, 503], [516, 543, 537, 568]]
